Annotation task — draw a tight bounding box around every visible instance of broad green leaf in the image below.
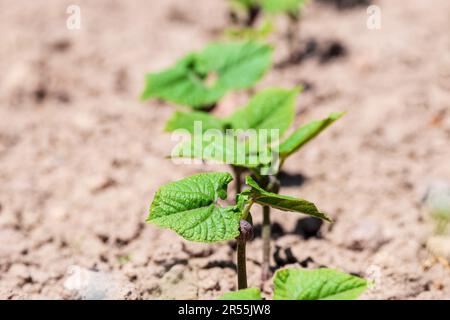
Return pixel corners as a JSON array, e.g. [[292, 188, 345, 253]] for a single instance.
[[171, 133, 273, 169], [147, 172, 242, 243], [224, 87, 300, 136], [245, 176, 331, 221], [260, 0, 308, 14], [219, 288, 262, 300], [273, 268, 368, 300], [141, 42, 273, 109], [200, 42, 273, 90], [141, 54, 225, 109], [279, 112, 344, 159], [165, 111, 224, 133]]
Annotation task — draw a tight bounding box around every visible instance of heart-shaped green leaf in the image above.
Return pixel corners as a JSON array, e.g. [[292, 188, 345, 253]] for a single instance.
[[245, 176, 331, 221], [147, 172, 242, 243], [279, 112, 344, 159], [225, 87, 300, 136], [200, 42, 273, 90], [219, 288, 262, 300], [141, 41, 273, 109], [141, 54, 225, 109], [274, 268, 368, 300]]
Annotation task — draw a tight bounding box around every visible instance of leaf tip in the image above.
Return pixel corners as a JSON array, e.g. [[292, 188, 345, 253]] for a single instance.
[[330, 111, 346, 120], [139, 91, 148, 102], [140, 75, 153, 101]]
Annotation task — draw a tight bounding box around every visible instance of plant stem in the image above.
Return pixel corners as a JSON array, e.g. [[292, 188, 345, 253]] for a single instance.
[[260, 175, 279, 286], [232, 165, 242, 194], [287, 14, 300, 62], [246, 5, 261, 27], [261, 205, 271, 283], [202, 103, 217, 113], [242, 200, 254, 220], [237, 201, 254, 290], [237, 239, 248, 290]]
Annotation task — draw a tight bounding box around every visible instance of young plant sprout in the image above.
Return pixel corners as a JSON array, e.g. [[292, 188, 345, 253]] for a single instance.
[[166, 86, 343, 284], [147, 172, 329, 290], [141, 41, 273, 110], [219, 268, 368, 300], [225, 19, 275, 42], [229, 0, 262, 27], [422, 182, 450, 268], [260, 0, 309, 58], [423, 183, 450, 236], [141, 4, 350, 298], [228, 0, 309, 58]]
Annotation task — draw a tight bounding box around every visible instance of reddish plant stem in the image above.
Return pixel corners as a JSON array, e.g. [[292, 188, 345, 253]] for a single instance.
[[261, 205, 271, 284], [232, 165, 243, 195], [237, 239, 248, 290]]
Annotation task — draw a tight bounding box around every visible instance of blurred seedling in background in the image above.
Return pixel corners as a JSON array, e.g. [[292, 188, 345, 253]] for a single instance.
[[228, 0, 309, 59], [219, 268, 368, 300], [225, 19, 275, 41], [229, 0, 308, 27], [422, 182, 450, 270], [141, 41, 273, 110], [228, 0, 262, 27], [423, 182, 450, 235], [166, 86, 343, 284], [146, 172, 331, 292]]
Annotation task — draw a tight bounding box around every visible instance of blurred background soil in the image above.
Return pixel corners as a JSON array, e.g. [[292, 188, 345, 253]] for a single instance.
[[0, 0, 450, 299]]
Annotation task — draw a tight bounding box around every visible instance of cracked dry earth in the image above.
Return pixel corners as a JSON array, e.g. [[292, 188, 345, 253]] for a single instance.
[[1, 0, 450, 299]]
